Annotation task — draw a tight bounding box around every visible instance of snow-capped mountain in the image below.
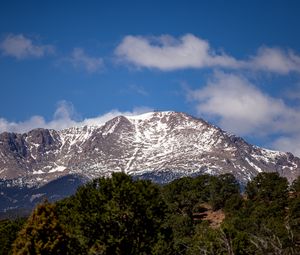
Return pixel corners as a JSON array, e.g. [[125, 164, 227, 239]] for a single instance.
[[0, 111, 299, 188]]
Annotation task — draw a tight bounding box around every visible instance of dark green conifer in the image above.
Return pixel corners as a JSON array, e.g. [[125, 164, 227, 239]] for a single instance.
[[12, 201, 81, 255]]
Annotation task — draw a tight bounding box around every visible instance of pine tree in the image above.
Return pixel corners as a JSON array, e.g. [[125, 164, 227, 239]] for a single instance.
[[12, 201, 81, 255]]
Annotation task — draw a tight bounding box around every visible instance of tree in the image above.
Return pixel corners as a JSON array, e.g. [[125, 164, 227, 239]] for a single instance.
[[234, 173, 293, 253], [162, 176, 197, 217], [57, 172, 169, 255], [287, 194, 300, 253], [291, 176, 300, 194], [0, 218, 26, 255], [210, 174, 240, 211], [12, 201, 81, 255], [245, 172, 288, 212]]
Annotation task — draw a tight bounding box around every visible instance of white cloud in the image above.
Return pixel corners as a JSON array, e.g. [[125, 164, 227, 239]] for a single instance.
[[115, 34, 240, 71], [272, 135, 300, 157], [0, 101, 78, 133], [188, 72, 300, 151], [0, 101, 152, 134], [250, 47, 300, 74], [69, 48, 103, 73], [0, 34, 54, 59], [80, 106, 153, 126], [115, 34, 300, 74]]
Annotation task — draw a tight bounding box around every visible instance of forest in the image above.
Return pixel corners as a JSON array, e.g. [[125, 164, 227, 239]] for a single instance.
[[1, 171, 300, 254]]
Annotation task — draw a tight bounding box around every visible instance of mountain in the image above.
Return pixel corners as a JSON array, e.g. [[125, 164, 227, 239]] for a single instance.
[[0, 111, 299, 211], [0, 174, 86, 214]]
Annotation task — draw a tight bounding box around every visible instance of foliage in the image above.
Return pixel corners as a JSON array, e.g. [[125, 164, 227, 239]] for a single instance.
[[2, 171, 300, 254], [291, 175, 300, 193], [56, 172, 169, 254], [245, 172, 288, 207], [0, 218, 26, 255], [12, 201, 81, 255]]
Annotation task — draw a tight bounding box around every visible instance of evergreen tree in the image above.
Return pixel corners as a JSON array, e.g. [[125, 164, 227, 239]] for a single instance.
[[245, 172, 288, 212], [291, 175, 300, 193], [0, 218, 26, 255], [12, 201, 81, 255], [210, 173, 240, 210], [57, 172, 169, 255], [2, 171, 299, 254]]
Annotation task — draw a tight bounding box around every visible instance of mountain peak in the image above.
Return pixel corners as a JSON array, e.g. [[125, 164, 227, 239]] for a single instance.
[[0, 111, 299, 188], [125, 111, 175, 121]]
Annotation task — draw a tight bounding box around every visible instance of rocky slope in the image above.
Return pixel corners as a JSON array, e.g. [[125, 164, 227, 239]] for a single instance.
[[0, 174, 86, 213], [0, 111, 299, 187]]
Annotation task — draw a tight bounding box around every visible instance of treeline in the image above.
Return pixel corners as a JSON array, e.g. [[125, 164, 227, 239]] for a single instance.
[[1, 172, 300, 254]]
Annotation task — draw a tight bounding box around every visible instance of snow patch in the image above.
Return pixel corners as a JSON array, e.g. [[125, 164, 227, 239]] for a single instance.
[[126, 111, 173, 121], [33, 170, 45, 175], [125, 112, 155, 121], [30, 193, 45, 202], [245, 157, 262, 173], [49, 166, 66, 173]]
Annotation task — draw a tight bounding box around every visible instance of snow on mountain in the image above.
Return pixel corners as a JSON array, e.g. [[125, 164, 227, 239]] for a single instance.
[[0, 111, 299, 188]]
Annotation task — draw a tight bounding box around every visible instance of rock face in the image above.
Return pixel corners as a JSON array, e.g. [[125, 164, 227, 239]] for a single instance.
[[0, 111, 299, 188]]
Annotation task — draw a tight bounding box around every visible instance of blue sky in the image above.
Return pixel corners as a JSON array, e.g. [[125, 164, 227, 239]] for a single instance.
[[1, 0, 300, 155]]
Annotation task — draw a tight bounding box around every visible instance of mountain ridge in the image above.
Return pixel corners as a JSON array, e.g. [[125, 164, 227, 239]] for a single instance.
[[0, 111, 299, 188]]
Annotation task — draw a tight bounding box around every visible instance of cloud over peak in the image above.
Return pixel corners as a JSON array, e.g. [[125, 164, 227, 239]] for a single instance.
[[188, 71, 300, 155], [0, 34, 54, 59], [0, 101, 152, 134]]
